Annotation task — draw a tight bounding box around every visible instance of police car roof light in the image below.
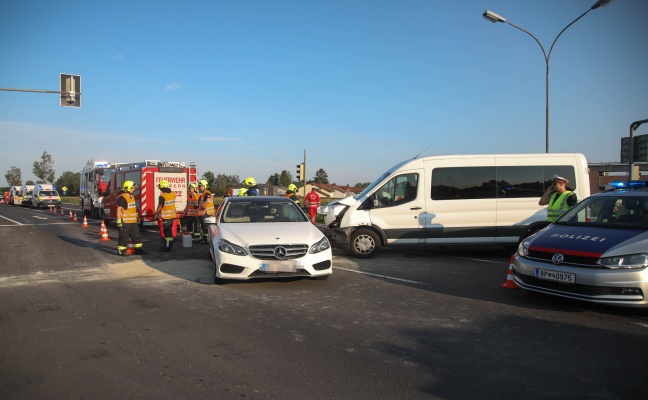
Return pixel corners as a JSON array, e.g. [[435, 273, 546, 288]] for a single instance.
[[610, 180, 647, 189], [628, 180, 647, 188], [610, 181, 628, 188]]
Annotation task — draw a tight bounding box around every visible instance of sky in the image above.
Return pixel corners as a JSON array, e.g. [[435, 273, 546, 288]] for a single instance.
[[1, 0, 647, 187]]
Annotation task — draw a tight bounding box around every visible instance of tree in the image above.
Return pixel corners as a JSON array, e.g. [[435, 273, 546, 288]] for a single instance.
[[212, 174, 239, 196], [55, 171, 81, 196], [25, 180, 35, 185], [312, 168, 329, 184], [33, 151, 55, 183], [4, 166, 22, 186], [355, 182, 372, 189], [279, 170, 292, 187], [267, 173, 280, 186]]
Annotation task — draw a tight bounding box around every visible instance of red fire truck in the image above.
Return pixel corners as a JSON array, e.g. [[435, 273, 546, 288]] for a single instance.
[[80, 161, 119, 218], [100, 160, 198, 227]]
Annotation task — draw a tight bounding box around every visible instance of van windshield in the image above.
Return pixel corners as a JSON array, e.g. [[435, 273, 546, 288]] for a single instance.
[[356, 172, 391, 200], [40, 191, 58, 196]]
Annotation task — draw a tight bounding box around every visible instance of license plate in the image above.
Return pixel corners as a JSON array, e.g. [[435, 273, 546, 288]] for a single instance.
[[535, 268, 575, 284], [142, 221, 157, 226], [260, 260, 298, 273]]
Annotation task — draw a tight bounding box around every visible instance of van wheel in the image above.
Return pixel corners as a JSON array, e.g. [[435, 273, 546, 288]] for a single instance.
[[350, 229, 380, 258]]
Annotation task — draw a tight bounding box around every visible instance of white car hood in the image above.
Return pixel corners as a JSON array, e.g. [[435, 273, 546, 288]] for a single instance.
[[220, 222, 324, 246]]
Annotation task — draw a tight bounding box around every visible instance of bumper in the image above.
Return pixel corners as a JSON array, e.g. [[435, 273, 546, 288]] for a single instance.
[[513, 254, 648, 307], [212, 247, 333, 281]]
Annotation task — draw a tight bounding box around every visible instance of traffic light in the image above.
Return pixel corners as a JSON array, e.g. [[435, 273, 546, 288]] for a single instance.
[[296, 163, 304, 181], [621, 134, 648, 163], [60, 73, 81, 107]]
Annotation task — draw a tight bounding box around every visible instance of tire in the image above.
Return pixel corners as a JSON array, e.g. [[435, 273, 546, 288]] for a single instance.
[[349, 228, 380, 258], [313, 274, 330, 281]]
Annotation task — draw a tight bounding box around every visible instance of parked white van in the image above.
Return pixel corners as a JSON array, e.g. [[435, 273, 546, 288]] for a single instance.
[[30, 183, 61, 209], [9, 186, 23, 205], [21, 185, 35, 207], [319, 153, 590, 258]]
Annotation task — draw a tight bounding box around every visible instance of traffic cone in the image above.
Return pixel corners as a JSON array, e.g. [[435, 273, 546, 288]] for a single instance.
[[60, 207, 65, 216], [73, 213, 78, 223], [501, 255, 519, 289], [69, 210, 73, 220], [81, 215, 89, 228], [99, 221, 110, 241], [126, 239, 135, 255]]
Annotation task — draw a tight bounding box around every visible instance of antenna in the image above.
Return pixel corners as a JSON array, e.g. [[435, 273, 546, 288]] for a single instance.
[[414, 143, 434, 159]]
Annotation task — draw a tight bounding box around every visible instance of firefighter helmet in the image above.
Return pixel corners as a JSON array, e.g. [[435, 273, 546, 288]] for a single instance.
[[238, 188, 247, 196], [199, 179, 208, 187], [189, 183, 197, 189], [288, 183, 297, 192], [159, 180, 170, 189], [244, 177, 256, 187], [123, 180, 136, 191]]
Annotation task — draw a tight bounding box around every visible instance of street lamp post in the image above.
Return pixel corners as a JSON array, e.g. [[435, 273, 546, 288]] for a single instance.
[[483, 0, 613, 153]]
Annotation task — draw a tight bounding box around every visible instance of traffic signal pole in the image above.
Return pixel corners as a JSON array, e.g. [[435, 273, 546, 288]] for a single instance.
[[629, 119, 648, 180]]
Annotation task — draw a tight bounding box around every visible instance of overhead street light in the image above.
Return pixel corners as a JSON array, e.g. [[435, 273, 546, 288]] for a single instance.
[[483, 0, 613, 153]]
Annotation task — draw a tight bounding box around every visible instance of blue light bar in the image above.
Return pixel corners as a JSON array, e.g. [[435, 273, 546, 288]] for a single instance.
[[610, 180, 647, 189]]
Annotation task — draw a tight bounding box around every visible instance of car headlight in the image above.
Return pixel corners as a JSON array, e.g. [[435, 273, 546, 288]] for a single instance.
[[517, 240, 530, 257], [317, 205, 332, 215], [309, 237, 331, 254], [218, 239, 247, 256], [598, 253, 648, 269]]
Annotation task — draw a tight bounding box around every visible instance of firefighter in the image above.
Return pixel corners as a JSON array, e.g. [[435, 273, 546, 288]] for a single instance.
[[539, 174, 577, 223], [244, 177, 259, 196], [197, 179, 215, 243], [183, 183, 201, 242], [305, 188, 321, 224], [116, 181, 146, 256], [154, 180, 178, 252], [285, 183, 300, 205]]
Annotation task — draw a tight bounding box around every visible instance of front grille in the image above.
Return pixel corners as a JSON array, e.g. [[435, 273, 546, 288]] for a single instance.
[[514, 271, 644, 299], [527, 249, 600, 267], [249, 270, 312, 278], [248, 244, 309, 260]]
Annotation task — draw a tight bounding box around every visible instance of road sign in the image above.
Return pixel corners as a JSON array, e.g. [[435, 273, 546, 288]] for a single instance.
[[60, 74, 81, 107]]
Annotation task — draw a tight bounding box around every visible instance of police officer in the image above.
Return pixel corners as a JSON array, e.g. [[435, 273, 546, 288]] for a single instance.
[[116, 180, 146, 256], [244, 177, 259, 196], [539, 175, 577, 223], [154, 180, 177, 252], [197, 179, 215, 243], [285, 183, 300, 205], [183, 183, 201, 242]]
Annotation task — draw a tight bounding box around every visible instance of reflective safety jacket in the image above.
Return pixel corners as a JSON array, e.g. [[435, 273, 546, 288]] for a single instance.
[[285, 192, 300, 205], [119, 192, 138, 224], [547, 191, 575, 222], [186, 192, 200, 217], [198, 190, 215, 216], [160, 191, 178, 220]]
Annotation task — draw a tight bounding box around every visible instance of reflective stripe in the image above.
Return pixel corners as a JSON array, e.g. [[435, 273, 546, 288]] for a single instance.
[[160, 192, 177, 219], [198, 190, 215, 216], [186, 193, 200, 217]]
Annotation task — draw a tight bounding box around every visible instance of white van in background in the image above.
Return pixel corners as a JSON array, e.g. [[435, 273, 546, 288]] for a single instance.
[[319, 153, 590, 258], [21, 185, 36, 207], [9, 186, 23, 205], [30, 183, 61, 209]]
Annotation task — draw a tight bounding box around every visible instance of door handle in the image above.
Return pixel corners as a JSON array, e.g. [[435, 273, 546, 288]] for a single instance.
[[410, 207, 422, 210]]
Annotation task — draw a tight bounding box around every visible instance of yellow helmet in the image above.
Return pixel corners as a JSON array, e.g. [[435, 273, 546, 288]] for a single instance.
[[244, 177, 256, 187], [238, 188, 248, 196], [189, 183, 197, 189], [288, 183, 297, 192], [158, 180, 170, 189], [123, 180, 136, 190], [199, 179, 208, 187]]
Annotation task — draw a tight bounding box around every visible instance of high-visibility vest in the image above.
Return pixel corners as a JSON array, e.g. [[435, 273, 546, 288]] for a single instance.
[[160, 191, 177, 220], [119, 192, 138, 224], [186, 192, 199, 217], [547, 191, 574, 222], [285, 192, 300, 205], [198, 190, 215, 216]]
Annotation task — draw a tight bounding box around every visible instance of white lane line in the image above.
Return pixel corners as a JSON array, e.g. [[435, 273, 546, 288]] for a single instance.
[[33, 216, 48, 220], [449, 256, 507, 265], [0, 214, 24, 225], [0, 222, 78, 227], [335, 266, 428, 286]]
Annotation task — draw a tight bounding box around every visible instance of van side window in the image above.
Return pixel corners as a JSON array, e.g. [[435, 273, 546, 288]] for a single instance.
[[374, 173, 418, 208], [431, 165, 576, 200]]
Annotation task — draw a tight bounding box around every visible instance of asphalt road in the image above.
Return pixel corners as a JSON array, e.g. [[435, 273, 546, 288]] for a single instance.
[[1, 204, 647, 399]]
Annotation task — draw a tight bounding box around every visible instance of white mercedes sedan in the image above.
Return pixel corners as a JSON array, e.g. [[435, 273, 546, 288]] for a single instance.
[[204, 196, 332, 284]]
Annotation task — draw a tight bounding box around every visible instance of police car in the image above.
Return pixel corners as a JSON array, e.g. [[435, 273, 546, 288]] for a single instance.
[[513, 181, 648, 307]]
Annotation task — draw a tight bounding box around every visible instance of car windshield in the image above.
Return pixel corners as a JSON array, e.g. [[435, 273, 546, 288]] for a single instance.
[[557, 194, 648, 229], [221, 200, 308, 223], [40, 191, 58, 196]]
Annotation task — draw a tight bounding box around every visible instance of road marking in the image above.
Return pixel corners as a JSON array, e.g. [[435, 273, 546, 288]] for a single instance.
[[335, 267, 428, 286], [0, 214, 23, 225], [0, 222, 76, 227], [449, 256, 507, 265], [33, 216, 48, 220]]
